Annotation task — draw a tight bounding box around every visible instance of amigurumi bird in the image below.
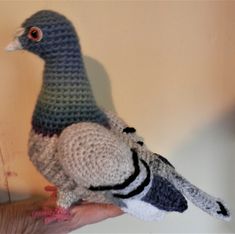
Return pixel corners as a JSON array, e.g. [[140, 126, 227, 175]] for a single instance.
[[6, 10, 231, 223]]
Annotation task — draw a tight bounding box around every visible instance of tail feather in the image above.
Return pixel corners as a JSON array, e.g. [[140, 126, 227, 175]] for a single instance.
[[172, 173, 231, 221]]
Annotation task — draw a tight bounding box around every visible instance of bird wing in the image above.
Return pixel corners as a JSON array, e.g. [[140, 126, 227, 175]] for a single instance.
[[103, 109, 162, 163], [56, 122, 140, 193]]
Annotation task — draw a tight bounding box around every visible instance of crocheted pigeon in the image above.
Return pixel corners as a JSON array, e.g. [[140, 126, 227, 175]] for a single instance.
[[6, 10, 231, 223]]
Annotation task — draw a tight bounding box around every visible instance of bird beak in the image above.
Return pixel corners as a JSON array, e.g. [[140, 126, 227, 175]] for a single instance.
[[5, 27, 25, 52], [5, 38, 23, 52]]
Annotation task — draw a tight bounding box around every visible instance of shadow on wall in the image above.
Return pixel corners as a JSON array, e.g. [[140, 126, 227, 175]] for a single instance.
[[84, 56, 116, 113], [171, 107, 235, 232]]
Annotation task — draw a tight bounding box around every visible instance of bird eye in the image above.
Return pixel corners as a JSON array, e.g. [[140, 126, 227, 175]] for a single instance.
[[28, 27, 43, 42]]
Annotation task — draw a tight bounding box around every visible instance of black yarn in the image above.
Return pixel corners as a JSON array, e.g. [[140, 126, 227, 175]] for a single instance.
[[123, 127, 136, 133], [113, 159, 151, 199], [89, 149, 140, 191], [216, 201, 229, 216]]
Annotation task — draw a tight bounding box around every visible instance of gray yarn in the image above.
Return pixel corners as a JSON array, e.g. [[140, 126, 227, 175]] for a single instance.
[[20, 10, 109, 136], [9, 10, 231, 222]]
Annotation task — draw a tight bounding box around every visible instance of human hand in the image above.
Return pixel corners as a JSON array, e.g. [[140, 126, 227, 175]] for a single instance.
[[68, 202, 123, 231], [0, 198, 123, 234]]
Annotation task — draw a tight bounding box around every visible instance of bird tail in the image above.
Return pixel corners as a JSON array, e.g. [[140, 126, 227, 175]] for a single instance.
[[171, 172, 231, 221]]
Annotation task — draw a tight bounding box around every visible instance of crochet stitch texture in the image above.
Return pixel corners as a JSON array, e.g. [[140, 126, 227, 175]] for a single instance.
[[7, 10, 231, 222], [21, 10, 109, 136]]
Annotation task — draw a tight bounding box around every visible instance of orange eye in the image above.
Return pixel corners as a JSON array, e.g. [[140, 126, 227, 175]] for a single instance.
[[28, 27, 43, 42]]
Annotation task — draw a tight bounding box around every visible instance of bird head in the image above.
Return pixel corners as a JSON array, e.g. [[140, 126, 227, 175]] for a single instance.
[[5, 10, 80, 60]]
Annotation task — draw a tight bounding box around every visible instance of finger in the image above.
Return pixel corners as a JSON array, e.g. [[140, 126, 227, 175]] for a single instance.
[[44, 185, 57, 192], [71, 203, 123, 217], [69, 203, 123, 228]]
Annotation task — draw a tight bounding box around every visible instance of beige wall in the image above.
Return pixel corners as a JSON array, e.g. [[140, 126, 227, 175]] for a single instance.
[[0, 1, 234, 233]]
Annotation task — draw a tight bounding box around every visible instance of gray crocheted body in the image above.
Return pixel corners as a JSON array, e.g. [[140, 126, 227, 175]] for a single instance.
[[9, 10, 231, 222]]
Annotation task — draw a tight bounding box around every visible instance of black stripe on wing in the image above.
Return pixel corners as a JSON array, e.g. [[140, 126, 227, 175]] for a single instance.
[[113, 159, 151, 199], [123, 127, 136, 133], [154, 153, 175, 169], [89, 149, 140, 191]]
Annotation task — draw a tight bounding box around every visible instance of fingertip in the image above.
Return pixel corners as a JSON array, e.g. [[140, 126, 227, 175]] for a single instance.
[[103, 204, 124, 217]]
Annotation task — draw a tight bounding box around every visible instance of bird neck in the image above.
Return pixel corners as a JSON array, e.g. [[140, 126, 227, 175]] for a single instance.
[[32, 50, 109, 136]]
